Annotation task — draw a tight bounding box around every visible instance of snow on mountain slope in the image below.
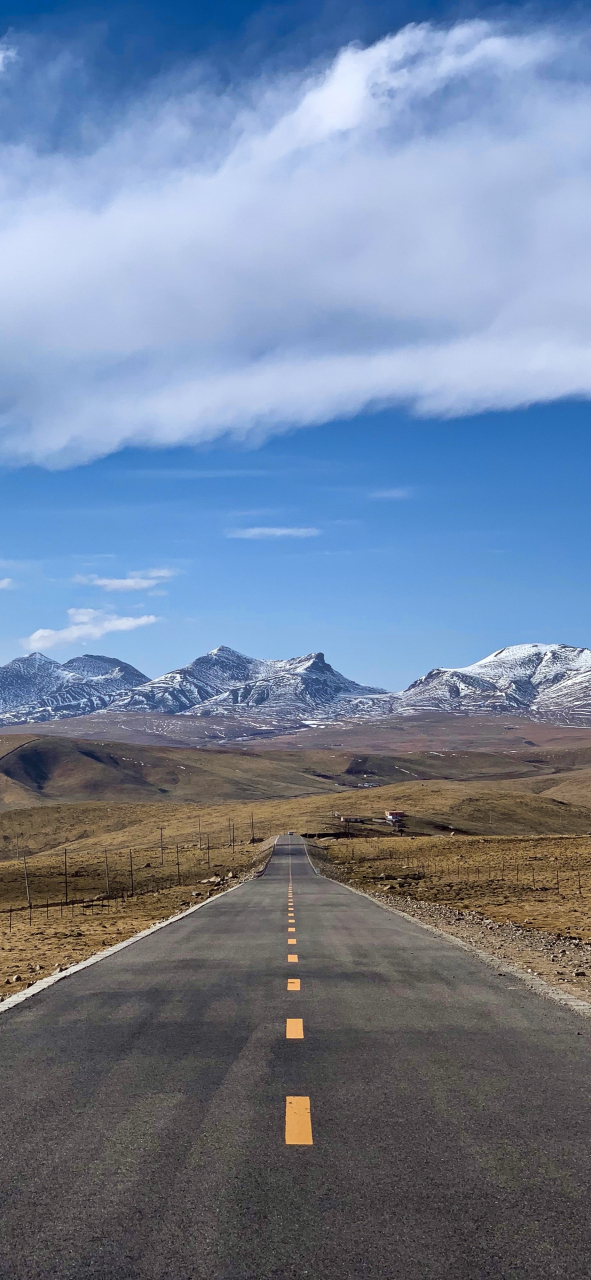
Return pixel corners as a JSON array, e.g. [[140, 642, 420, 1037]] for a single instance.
[[4, 642, 591, 730], [62, 654, 149, 694], [0, 652, 149, 725], [395, 644, 591, 721], [110, 648, 385, 716]]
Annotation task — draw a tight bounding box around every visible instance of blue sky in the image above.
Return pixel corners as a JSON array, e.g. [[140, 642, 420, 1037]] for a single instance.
[[0, 0, 590, 690]]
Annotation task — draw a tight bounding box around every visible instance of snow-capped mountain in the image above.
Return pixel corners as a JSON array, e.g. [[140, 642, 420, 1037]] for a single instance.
[[3, 642, 591, 731], [109, 647, 386, 716], [0, 652, 149, 725], [392, 644, 591, 721]]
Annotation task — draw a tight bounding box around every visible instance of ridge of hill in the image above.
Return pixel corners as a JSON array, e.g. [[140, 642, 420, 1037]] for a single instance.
[[108, 646, 384, 716]]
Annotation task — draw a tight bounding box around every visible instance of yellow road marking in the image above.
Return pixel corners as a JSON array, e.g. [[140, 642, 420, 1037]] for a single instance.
[[285, 1097, 313, 1145], [288, 926, 295, 932], [287, 954, 298, 963], [287, 978, 300, 990], [286, 1018, 304, 1039], [288, 938, 297, 945]]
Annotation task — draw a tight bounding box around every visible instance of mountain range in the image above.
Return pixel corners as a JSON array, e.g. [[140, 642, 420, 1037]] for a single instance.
[[2, 642, 591, 730]]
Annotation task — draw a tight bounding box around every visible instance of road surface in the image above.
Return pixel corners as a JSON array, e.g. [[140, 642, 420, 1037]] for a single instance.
[[1, 834, 591, 1278]]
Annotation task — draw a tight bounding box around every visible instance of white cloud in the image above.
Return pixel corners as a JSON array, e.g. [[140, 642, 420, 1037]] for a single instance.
[[73, 568, 177, 591], [371, 488, 411, 500], [0, 20, 590, 463], [0, 577, 13, 589], [226, 526, 321, 539], [22, 608, 159, 650]]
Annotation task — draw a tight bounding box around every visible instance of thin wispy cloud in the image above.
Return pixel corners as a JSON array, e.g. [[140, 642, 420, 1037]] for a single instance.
[[226, 527, 321, 539], [371, 488, 412, 500], [73, 568, 177, 592], [0, 20, 591, 463], [131, 470, 273, 480], [0, 578, 13, 589], [23, 608, 159, 650]]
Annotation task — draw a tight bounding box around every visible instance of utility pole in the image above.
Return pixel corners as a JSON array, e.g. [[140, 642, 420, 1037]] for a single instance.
[[104, 851, 110, 897], [22, 854, 31, 907], [250, 812, 255, 844], [207, 835, 210, 869], [198, 817, 201, 851], [64, 848, 68, 905], [176, 844, 181, 886], [129, 850, 134, 896], [160, 828, 164, 865], [232, 822, 235, 855]]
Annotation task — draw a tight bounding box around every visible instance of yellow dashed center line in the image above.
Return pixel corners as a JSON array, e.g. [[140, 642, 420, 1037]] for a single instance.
[[285, 1097, 313, 1145], [284, 858, 311, 1144]]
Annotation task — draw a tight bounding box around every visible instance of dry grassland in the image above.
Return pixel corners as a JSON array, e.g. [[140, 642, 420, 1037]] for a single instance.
[[312, 833, 591, 935]]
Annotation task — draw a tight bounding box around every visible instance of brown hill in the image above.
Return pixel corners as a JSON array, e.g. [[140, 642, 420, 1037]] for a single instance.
[[0, 737, 355, 809], [0, 735, 580, 811]]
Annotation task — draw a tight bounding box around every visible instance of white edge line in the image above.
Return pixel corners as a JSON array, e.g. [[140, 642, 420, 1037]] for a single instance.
[[0, 879, 246, 1017], [305, 846, 591, 1021]]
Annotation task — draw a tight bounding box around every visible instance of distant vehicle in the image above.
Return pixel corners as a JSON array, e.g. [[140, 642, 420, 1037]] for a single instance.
[[288, 830, 295, 835]]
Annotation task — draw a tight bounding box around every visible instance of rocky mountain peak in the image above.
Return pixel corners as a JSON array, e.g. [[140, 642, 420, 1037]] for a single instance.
[[3, 640, 591, 730]]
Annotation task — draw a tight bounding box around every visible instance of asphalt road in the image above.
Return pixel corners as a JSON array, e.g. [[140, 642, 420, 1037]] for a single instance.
[[2, 834, 591, 1278]]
